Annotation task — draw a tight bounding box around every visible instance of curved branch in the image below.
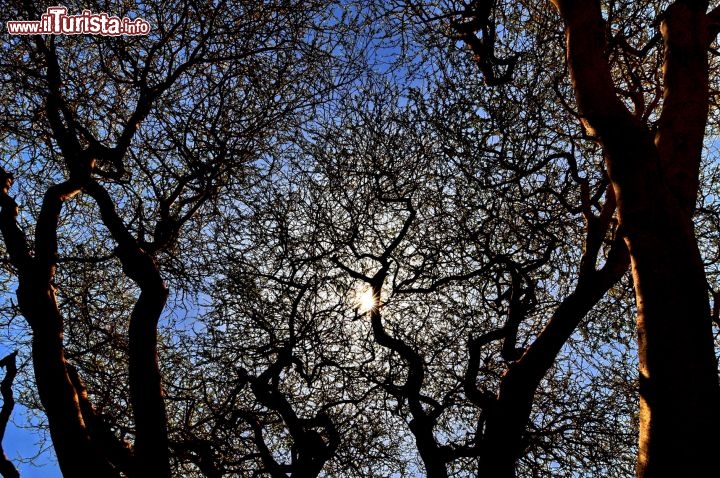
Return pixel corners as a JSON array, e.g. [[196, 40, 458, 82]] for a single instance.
[[84, 181, 171, 478]]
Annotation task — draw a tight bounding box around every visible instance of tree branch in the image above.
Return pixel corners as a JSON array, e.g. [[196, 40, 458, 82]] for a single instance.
[[84, 181, 170, 478], [0, 168, 31, 273], [0, 352, 19, 478]]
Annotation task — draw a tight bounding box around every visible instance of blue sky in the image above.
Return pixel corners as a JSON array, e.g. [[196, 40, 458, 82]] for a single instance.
[[4, 404, 60, 478]]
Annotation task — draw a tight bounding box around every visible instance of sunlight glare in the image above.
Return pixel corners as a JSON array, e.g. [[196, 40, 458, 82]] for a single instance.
[[355, 287, 377, 314]]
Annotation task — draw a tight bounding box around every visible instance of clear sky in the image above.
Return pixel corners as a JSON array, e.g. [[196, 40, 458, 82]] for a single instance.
[[4, 404, 61, 478]]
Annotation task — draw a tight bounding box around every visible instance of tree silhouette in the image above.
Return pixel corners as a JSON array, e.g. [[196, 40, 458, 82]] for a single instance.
[[0, 1, 719, 477]]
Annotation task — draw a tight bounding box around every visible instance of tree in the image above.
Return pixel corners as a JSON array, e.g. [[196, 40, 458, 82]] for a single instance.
[[265, 76, 637, 477], [1, 0, 719, 477], [422, 0, 720, 475], [0, 0, 356, 475]]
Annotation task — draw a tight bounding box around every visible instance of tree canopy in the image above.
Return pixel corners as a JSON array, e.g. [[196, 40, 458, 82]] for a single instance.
[[0, 1, 719, 477]]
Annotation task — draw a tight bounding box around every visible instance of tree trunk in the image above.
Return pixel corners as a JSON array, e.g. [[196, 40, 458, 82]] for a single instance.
[[550, 1, 720, 476], [89, 183, 172, 478], [0, 175, 121, 477], [622, 184, 720, 476], [19, 276, 121, 478]]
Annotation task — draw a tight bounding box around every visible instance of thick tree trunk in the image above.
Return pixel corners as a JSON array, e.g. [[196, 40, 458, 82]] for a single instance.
[[128, 282, 170, 478], [20, 280, 120, 478], [550, 1, 720, 476], [0, 174, 121, 477], [622, 188, 720, 476], [408, 415, 449, 478], [89, 184, 172, 478]]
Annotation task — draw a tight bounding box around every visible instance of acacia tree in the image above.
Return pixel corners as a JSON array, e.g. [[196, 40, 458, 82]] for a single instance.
[[413, 0, 720, 475], [274, 76, 638, 477], [114, 68, 638, 478], [2, 0, 719, 477], [0, 0, 356, 475]]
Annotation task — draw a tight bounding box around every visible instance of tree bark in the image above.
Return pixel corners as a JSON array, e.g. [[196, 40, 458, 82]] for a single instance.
[[550, 1, 720, 476], [0, 174, 121, 477]]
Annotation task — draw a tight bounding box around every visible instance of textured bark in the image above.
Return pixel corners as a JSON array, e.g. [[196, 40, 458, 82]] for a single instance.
[[0, 173, 121, 477], [23, 288, 119, 478], [550, 1, 720, 476]]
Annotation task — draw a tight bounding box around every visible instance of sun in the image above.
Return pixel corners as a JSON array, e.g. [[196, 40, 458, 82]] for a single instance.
[[355, 287, 377, 314]]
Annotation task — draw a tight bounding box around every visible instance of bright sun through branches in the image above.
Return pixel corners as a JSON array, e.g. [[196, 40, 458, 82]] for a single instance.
[[354, 287, 377, 314]]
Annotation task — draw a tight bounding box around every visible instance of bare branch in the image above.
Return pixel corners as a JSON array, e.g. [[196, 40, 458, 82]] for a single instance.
[[0, 352, 19, 478]]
